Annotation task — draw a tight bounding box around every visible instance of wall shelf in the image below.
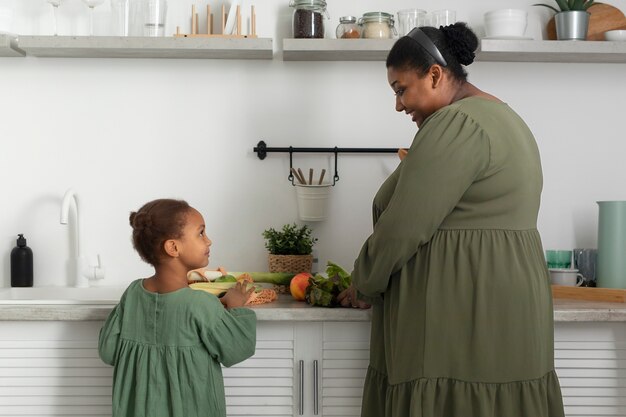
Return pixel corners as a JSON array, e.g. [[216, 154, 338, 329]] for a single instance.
[[0, 35, 25, 57], [282, 38, 626, 63], [283, 38, 394, 61], [15, 36, 273, 59], [478, 39, 626, 63]]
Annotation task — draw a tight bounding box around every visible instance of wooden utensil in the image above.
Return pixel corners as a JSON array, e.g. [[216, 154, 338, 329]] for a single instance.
[[318, 169, 326, 185], [291, 168, 306, 185], [308, 168, 313, 185], [546, 3, 626, 40], [297, 168, 306, 185]]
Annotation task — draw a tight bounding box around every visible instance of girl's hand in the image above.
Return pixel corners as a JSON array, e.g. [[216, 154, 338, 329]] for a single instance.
[[220, 281, 255, 308], [337, 285, 370, 309]]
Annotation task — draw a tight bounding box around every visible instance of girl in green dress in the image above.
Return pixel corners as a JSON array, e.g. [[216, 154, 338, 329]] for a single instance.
[[338, 23, 565, 417], [99, 199, 256, 417]]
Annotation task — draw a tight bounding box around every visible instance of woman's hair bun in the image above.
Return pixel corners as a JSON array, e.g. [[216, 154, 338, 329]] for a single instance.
[[440, 22, 478, 66]]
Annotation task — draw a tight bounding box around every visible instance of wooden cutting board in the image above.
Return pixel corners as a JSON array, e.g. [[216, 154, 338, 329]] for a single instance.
[[552, 285, 626, 303], [546, 3, 626, 40]]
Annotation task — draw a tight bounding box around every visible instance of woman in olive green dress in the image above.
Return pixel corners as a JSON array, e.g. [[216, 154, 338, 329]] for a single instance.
[[338, 23, 565, 417], [99, 199, 256, 417]]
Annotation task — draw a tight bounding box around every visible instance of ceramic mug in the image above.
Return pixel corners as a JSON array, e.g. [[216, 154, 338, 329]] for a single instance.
[[549, 268, 584, 286], [573, 248, 597, 283]]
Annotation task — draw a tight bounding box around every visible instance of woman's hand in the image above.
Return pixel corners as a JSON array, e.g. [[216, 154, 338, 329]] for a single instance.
[[220, 281, 255, 308], [337, 285, 371, 309]]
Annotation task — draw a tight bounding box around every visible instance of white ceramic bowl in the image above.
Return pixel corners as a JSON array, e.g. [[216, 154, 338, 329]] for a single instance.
[[484, 9, 527, 38], [604, 30, 626, 41]]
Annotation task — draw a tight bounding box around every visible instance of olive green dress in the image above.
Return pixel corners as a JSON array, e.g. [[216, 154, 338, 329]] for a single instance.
[[353, 97, 564, 417], [98, 279, 256, 417]]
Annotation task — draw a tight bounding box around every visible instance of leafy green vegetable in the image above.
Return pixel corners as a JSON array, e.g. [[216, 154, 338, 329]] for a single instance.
[[214, 275, 237, 283], [305, 261, 352, 307]]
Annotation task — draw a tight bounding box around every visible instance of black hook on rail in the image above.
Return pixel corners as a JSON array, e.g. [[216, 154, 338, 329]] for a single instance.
[[254, 140, 400, 186]]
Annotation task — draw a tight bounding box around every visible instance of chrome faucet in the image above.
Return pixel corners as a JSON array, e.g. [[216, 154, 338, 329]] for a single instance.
[[60, 188, 105, 287]]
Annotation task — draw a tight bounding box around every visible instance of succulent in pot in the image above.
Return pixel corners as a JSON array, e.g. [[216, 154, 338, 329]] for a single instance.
[[534, 0, 594, 40], [533, 0, 594, 13]]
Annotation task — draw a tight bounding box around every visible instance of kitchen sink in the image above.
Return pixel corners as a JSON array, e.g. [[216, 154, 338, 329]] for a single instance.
[[0, 286, 125, 304]]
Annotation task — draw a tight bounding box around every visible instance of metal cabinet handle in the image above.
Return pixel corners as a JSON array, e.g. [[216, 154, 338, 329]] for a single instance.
[[313, 360, 319, 415], [299, 360, 304, 415]]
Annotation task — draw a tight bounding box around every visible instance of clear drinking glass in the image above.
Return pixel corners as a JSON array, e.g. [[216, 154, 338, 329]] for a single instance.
[[82, 0, 105, 36], [397, 9, 427, 37], [45, 0, 63, 36], [111, 0, 130, 36], [143, 0, 167, 37], [430, 9, 456, 28]]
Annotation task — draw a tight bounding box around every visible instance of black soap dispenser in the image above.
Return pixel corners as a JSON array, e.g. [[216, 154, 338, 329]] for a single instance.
[[11, 234, 33, 287]]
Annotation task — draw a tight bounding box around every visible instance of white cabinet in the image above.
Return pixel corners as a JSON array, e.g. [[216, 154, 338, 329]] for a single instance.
[[0, 320, 370, 417], [225, 321, 371, 417], [555, 322, 626, 417]]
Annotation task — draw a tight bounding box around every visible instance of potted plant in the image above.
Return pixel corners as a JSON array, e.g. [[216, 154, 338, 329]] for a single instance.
[[262, 223, 317, 273], [534, 0, 594, 40]]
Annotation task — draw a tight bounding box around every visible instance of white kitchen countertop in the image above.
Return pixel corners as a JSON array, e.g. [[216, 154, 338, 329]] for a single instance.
[[0, 295, 625, 322]]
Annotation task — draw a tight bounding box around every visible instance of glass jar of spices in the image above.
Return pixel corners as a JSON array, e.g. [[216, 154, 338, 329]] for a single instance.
[[289, 0, 329, 39], [336, 16, 361, 39], [359, 12, 397, 39]]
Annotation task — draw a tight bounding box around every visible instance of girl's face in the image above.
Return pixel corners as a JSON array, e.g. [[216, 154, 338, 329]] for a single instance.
[[387, 65, 443, 128], [177, 208, 212, 270]]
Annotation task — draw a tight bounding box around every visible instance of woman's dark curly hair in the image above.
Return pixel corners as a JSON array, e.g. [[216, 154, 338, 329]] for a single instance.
[[386, 22, 478, 82], [129, 199, 191, 266]]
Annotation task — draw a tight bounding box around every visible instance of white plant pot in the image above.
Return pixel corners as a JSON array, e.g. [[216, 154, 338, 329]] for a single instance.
[[295, 184, 331, 222]]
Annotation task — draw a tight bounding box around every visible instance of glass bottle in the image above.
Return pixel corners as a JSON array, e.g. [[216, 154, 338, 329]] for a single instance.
[[336, 15, 361, 39], [359, 12, 397, 39], [289, 0, 329, 39]]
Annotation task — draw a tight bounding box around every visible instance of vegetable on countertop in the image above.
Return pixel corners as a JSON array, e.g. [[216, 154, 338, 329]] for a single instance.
[[305, 261, 352, 307]]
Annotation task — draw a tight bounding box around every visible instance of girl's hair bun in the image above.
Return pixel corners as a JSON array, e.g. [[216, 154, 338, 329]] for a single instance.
[[129, 211, 152, 231], [440, 22, 478, 66]]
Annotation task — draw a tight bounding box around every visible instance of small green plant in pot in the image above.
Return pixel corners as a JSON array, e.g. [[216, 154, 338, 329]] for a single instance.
[[262, 223, 317, 273], [534, 0, 594, 40]]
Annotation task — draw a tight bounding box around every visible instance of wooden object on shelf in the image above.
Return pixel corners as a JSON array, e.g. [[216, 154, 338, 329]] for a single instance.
[[174, 3, 257, 39], [546, 3, 626, 40], [552, 285, 626, 303]]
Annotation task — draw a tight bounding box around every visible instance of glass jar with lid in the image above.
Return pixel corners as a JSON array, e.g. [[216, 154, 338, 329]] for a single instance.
[[358, 12, 397, 39], [336, 16, 361, 39], [289, 0, 329, 39]]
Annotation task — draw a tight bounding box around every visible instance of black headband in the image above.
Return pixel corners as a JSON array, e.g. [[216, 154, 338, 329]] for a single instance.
[[406, 27, 447, 67]]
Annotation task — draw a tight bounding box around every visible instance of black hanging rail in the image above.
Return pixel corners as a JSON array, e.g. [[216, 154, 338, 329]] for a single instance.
[[254, 140, 401, 186]]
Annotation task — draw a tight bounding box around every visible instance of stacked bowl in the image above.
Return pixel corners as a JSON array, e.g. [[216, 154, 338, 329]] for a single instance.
[[484, 9, 527, 39]]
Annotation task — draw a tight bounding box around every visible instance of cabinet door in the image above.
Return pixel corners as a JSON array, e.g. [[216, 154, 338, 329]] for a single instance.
[[0, 321, 113, 417], [225, 321, 296, 417], [321, 322, 370, 417], [555, 322, 626, 417], [293, 321, 371, 417]]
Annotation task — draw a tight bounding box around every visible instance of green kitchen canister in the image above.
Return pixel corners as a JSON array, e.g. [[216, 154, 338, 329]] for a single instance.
[[597, 201, 626, 288]]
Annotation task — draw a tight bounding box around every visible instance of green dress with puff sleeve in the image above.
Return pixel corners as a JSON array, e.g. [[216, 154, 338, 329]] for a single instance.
[[353, 97, 565, 417], [98, 279, 256, 417]]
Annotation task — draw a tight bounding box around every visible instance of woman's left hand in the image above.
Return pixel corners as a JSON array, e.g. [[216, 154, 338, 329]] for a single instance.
[[337, 285, 371, 309]]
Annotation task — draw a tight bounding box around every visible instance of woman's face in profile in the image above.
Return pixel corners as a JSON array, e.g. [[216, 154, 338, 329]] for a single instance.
[[387, 65, 441, 128]]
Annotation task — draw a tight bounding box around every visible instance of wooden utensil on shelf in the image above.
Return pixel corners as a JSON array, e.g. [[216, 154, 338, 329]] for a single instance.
[[291, 168, 306, 185], [318, 169, 326, 185]]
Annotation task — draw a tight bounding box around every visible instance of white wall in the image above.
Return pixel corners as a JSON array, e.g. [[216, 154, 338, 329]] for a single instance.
[[1, 0, 626, 287]]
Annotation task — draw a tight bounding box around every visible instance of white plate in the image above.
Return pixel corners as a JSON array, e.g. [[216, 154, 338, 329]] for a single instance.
[[483, 36, 533, 40], [223, 0, 241, 35]]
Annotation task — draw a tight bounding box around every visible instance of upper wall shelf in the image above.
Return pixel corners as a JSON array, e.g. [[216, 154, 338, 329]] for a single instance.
[[0, 35, 25, 57], [282, 38, 626, 63], [12, 36, 273, 59]]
